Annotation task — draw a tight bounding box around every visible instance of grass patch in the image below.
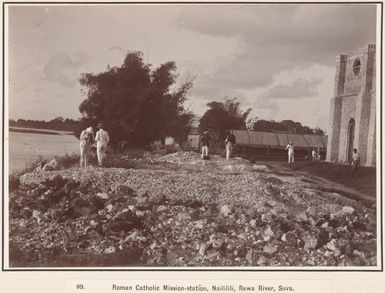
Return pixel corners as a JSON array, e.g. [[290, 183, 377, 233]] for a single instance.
[[256, 160, 376, 199], [293, 161, 376, 198], [54, 153, 80, 169], [103, 154, 137, 169]]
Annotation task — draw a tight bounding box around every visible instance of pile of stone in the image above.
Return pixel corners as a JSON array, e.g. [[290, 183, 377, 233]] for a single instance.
[[8, 152, 377, 267]]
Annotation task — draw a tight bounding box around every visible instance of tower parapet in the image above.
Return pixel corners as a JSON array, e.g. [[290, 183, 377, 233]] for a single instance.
[[326, 44, 376, 166]]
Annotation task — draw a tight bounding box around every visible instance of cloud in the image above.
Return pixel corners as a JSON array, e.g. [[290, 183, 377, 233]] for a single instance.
[[239, 64, 334, 130], [178, 4, 376, 93], [7, 4, 377, 130], [255, 98, 278, 111], [43, 52, 91, 88], [261, 77, 323, 99], [180, 5, 376, 55]]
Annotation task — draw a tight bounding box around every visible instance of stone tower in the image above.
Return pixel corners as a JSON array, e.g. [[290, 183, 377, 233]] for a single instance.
[[326, 44, 376, 166]]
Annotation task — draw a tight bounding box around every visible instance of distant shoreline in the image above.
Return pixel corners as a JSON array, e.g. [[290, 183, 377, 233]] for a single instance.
[[9, 127, 74, 136]]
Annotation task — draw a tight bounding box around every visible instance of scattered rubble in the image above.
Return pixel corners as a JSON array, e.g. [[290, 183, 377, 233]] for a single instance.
[[9, 151, 377, 267]]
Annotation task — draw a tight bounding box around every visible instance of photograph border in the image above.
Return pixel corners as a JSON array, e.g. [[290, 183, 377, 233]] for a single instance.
[[1, 0, 383, 272]]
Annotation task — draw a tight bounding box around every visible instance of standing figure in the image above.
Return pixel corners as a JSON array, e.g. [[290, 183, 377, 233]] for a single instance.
[[225, 132, 236, 160], [201, 130, 210, 159], [79, 127, 94, 167], [95, 123, 110, 166], [351, 148, 360, 176], [286, 141, 295, 164], [312, 149, 317, 160]]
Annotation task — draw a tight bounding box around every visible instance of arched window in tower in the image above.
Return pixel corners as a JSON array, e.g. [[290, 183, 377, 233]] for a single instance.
[[353, 58, 361, 75]]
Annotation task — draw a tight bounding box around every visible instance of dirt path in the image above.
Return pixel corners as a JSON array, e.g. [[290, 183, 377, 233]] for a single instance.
[[262, 162, 375, 207]]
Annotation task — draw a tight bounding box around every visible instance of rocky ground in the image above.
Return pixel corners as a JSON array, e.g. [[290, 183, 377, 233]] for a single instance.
[[9, 152, 377, 267]]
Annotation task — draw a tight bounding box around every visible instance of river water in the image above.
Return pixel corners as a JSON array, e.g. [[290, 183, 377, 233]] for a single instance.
[[7, 130, 79, 174]]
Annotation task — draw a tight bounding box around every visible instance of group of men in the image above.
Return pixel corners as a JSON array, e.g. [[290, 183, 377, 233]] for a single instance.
[[200, 133, 360, 174], [201, 132, 297, 163], [286, 141, 360, 174], [200, 131, 236, 160], [286, 142, 319, 163], [201, 130, 294, 163], [79, 123, 110, 167], [78, 126, 360, 175]]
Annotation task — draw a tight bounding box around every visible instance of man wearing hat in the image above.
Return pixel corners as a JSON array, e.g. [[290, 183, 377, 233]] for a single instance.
[[79, 126, 94, 167], [201, 130, 210, 159], [285, 141, 295, 164], [95, 123, 110, 166]]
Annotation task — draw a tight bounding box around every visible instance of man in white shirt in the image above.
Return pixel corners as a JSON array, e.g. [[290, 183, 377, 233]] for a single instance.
[[95, 123, 110, 166], [201, 130, 210, 159], [286, 141, 294, 164], [312, 149, 317, 160], [79, 127, 94, 167], [224, 132, 236, 160], [351, 148, 360, 175]]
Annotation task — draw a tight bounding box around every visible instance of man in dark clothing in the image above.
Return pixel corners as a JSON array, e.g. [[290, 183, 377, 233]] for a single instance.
[[201, 131, 210, 159]]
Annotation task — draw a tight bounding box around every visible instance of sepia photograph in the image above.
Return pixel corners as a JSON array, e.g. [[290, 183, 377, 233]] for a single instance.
[[3, 2, 381, 270]]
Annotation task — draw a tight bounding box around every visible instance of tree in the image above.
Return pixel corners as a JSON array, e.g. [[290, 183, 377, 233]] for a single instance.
[[78, 51, 194, 148], [248, 117, 325, 135], [51, 116, 64, 123], [10, 117, 80, 132], [199, 98, 251, 146], [313, 127, 325, 135]]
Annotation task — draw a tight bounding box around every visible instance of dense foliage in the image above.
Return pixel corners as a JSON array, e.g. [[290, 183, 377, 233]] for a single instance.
[[78, 51, 194, 148], [199, 98, 251, 146], [9, 117, 80, 132], [247, 118, 325, 135]]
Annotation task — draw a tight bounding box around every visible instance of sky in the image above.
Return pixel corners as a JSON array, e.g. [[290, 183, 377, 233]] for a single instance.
[[7, 4, 377, 132]]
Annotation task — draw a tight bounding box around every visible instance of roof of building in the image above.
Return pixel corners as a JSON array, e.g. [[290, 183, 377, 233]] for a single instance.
[[232, 129, 328, 149]]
